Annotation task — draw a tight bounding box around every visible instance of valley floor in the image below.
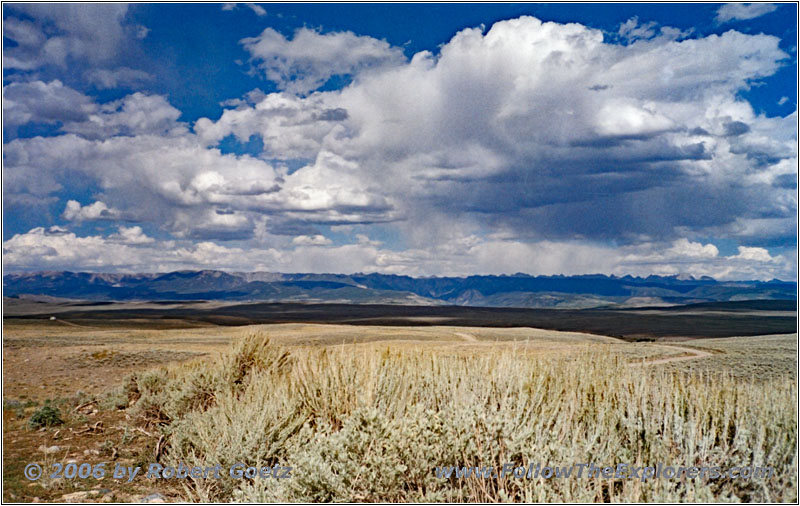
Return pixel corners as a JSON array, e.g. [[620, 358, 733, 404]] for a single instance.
[[2, 319, 797, 502]]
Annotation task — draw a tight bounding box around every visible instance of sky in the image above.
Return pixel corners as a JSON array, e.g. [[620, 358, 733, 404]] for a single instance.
[[2, 2, 797, 280]]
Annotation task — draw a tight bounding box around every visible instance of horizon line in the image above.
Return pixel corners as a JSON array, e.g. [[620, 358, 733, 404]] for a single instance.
[[2, 269, 796, 284]]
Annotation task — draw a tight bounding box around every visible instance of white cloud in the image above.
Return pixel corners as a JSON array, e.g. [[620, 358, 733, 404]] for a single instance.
[[730, 245, 775, 262], [199, 17, 794, 250], [667, 238, 719, 259], [62, 200, 121, 221], [716, 3, 778, 24], [4, 15, 796, 280], [4, 89, 396, 242], [220, 3, 266, 16], [170, 208, 254, 241], [616, 239, 791, 280], [3, 80, 97, 127], [3, 227, 794, 281], [247, 4, 266, 16], [195, 92, 349, 159], [619, 16, 659, 42], [85, 67, 154, 90], [2, 82, 179, 140], [61, 93, 186, 139], [292, 234, 333, 246], [2, 227, 277, 272], [3, 4, 135, 69], [110, 226, 155, 245], [241, 27, 405, 94]]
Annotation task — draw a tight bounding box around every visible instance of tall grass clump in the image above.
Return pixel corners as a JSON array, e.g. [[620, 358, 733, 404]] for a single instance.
[[128, 334, 797, 502]]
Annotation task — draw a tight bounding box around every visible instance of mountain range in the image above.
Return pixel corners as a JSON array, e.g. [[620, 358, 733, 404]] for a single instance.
[[3, 270, 796, 309]]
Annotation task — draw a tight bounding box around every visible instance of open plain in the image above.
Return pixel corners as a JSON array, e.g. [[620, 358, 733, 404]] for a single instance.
[[3, 302, 797, 502]]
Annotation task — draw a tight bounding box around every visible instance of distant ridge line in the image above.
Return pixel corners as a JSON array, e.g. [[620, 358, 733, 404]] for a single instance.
[[3, 270, 795, 309]]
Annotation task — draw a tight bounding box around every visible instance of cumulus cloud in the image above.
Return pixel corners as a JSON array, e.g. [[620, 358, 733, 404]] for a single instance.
[[667, 238, 720, 259], [730, 245, 774, 262], [292, 234, 333, 246], [3, 15, 796, 279], [716, 3, 778, 24], [241, 27, 406, 94], [3, 227, 794, 281], [110, 225, 154, 245], [3, 83, 186, 138], [4, 88, 396, 242], [2, 227, 276, 272], [195, 92, 350, 159], [60, 93, 187, 139], [170, 208, 255, 241], [62, 200, 121, 221], [200, 17, 794, 250], [3, 4, 135, 70], [616, 239, 790, 280], [3, 80, 97, 127]]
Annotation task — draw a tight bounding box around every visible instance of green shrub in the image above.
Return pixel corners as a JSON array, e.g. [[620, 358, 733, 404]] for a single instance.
[[28, 403, 63, 429]]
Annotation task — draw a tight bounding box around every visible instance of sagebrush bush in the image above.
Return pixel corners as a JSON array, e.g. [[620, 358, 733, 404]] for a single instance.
[[129, 334, 797, 502], [28, 402, 64, 429]]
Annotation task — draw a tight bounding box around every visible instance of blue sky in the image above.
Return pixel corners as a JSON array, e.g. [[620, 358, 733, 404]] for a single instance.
[[3, 3, 797, 279]]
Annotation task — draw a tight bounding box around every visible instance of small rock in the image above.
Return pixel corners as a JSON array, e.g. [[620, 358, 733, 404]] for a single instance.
[[38, 444, 60, 454], [62, 491, 90, 501], [141, 493, 166, 503], [100, 494, 114, 503]]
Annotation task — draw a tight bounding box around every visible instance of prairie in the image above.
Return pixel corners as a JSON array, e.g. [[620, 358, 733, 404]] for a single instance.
[[2, 319, 797, 502]]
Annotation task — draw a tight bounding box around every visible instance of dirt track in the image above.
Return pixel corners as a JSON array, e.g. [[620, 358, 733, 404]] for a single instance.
[[632, 345, 713, 366], [454, 332, 478, 342]]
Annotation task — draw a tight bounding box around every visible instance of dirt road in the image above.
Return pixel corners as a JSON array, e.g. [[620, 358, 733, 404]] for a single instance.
[[453, 332, 478, 342], [632, 345, 713, 366]]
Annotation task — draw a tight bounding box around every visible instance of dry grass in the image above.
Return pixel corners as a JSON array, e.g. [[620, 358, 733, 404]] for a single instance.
[[64, 350, 207, 369], [127, 332, 797, 503]]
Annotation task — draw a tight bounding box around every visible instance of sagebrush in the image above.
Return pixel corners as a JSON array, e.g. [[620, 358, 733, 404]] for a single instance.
[[126, 334, 797, 502]]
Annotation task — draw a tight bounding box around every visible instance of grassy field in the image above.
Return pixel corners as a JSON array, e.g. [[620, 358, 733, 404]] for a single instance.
[[2, 320, 797, 502]]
